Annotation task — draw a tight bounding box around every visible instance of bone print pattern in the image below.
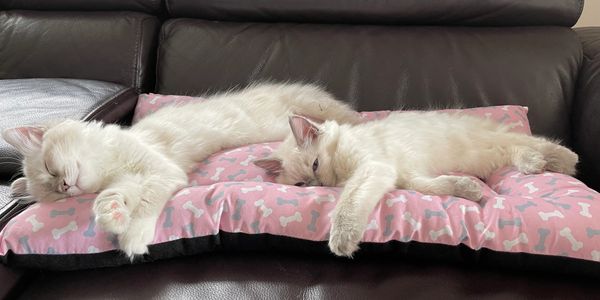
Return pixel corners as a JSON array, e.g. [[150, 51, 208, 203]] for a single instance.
[[2, 104, 600, 268]]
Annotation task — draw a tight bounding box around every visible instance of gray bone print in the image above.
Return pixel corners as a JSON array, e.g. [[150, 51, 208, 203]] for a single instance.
[[383, 215, 394, 236], [498, 217, 522, 229], [534, 228, 550, 252], [163, 206, 175, 228], [83, 216, 96, 237], [515, 201, 537, 212], [232, 199, 246, 221], [307, 210, 320, 232]]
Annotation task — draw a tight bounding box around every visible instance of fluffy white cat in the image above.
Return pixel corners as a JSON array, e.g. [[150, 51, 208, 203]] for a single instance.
[[255, 111, 578, 257], [2, 82, 360, 258]]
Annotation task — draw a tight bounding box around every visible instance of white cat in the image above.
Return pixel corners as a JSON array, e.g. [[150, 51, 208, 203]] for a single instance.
[[2, 82, 360, 258], [254, 111, 578, 257]]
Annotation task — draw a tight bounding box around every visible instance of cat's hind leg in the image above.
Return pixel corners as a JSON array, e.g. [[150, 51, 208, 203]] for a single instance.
[[510, 145, 546, 175], [406, 175, 483, 201]]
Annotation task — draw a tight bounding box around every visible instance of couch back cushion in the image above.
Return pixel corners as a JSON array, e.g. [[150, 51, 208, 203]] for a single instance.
[[0, 0, 162, 14], [0, 11, 160, 92], [156, 19, 581, 143], [165, 0, 583, 27]]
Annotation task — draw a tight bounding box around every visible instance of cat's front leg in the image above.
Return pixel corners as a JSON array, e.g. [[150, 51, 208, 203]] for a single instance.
[[93, 181, 142, 236], [93, 169, 187, 258], [118, 170, 187, 257], [329, 163, 397, 257]]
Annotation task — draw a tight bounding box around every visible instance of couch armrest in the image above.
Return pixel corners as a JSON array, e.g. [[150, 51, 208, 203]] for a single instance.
[[573, 27, 600, 191]]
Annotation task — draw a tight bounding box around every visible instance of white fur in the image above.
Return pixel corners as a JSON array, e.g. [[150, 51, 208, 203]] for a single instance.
[[259, 111, 578, 257], [2, 82, 360, 258]]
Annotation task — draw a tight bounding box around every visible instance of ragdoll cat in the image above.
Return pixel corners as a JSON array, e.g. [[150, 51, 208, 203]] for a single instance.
[[2, 82, 360, 257], [254, 111, 578, 257]]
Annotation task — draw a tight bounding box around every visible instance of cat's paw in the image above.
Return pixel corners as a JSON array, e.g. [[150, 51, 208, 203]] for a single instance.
[[94, 191, 131, 235], [515, 148, 546, 175], [454, 177, 483, 202], [118, 217, 157, 259], [328, 213, 364, 257]]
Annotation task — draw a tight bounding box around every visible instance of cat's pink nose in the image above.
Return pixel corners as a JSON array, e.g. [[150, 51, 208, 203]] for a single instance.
[[61, 180, 70, 192]]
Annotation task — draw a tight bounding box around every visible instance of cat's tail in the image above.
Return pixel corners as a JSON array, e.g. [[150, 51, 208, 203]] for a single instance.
[[284, 83, 362, 125], [534, 139, 578, 175], [510, 134, 578, 175]]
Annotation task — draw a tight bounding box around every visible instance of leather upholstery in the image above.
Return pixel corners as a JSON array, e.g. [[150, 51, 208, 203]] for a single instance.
[[0, 0, 162, 14], [0, 262, 24, 300], [1, 0, 600, 297], [574, 27, 600, 192], [0, 11, 160, 92], [0, 184, 11, 216], [0, 79, 137, 180], [15, 252, 600, 299], [157, 19, 581, 144], [166, 0, 583, 26]]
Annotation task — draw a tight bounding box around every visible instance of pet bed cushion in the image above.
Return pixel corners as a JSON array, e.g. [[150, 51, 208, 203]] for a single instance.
[[3, 94, 599, 275]]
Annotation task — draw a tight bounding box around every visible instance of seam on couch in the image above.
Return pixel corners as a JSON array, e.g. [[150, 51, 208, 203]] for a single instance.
[[132, 16, 143, 92], [154, 18, 174, 92], [83, 87, 137, 122]]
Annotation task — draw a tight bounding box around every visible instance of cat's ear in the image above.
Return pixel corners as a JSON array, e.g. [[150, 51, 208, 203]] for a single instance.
[[253, 158, 283, 175], [289, 115, 319, 147], [2, 125, 46, 155]]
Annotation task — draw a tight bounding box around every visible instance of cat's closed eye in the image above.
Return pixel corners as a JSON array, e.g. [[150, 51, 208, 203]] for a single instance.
[[312, 158, 319, 172], [44, 161, 56, 177], [294, 182, 306, 187]]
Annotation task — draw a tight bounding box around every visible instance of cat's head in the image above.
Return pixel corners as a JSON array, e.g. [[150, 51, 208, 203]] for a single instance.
[[254, 115, 341, 187], [2, 120, 105, 202]]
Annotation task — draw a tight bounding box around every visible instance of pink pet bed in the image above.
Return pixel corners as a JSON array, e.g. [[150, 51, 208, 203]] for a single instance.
[[1, 94, 598, 273]]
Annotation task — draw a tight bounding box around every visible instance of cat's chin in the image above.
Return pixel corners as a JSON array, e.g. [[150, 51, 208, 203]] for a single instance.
[[66, 187, 84, 197]]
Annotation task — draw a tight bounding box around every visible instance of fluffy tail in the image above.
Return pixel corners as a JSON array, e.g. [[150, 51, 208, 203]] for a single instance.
[[282, 83, 362, 125], [510, 134, 578, 175], [534, 139, 578, 175]]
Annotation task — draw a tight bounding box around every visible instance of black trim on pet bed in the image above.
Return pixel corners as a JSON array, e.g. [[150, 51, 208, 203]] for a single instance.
[[1, 232, 599, 278]]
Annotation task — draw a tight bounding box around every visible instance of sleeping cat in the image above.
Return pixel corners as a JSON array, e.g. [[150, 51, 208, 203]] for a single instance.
[[2, 82, 360, 258], [254, 111, 578, 257]]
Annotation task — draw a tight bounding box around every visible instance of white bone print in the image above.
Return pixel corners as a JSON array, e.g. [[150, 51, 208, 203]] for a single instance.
[[401, 212, 422, 231], [240, 155, 257, 166], [254, 199, 273, 217], [429, 226, 453, 241], [386, 195, 407, 207], [279, 212, 302, 227], [210, 167, 225, 181], [52, 221, 78, 240], [183, 201, 205, 218], [474, 222, 495, 240], [26, 214, 44, 232], [538, 210, 564, 221], [459, 204, 480, 214], [524, 182, 539, 194], [493, 197, 505, 209], [503, 233, 528, 251], [241, 185, 263, 194], [578, 202, 592, 218], [559, 227, 583, 251]]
